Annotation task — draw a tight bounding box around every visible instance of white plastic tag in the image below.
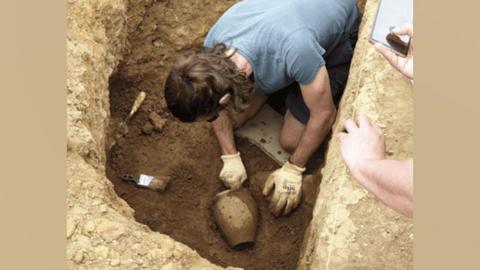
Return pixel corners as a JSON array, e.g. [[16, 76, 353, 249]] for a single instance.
[[138, 174, 154, 187]]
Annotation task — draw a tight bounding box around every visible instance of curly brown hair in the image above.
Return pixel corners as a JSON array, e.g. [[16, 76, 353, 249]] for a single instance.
[[164, 44, 254, 122]]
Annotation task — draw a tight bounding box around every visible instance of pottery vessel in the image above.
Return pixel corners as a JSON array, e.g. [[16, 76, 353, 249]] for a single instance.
[[213, 188, 258, 248]]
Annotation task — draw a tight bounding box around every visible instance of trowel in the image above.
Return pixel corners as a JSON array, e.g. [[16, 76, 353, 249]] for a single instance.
[[235, 104, 289, 166], [116, 91, 146, 137]]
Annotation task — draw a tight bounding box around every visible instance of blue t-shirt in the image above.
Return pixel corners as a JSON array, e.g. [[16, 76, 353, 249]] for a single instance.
[[204, 0, 360, 94]]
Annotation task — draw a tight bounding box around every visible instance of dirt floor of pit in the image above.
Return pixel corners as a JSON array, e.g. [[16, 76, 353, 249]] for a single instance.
[[106, 74, 325, 270]]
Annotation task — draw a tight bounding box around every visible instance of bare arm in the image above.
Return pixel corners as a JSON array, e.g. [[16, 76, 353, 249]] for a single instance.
[[211, 111, 238, 155], [227, 95, 267, 129], [353, 159, 413, 217], [212, 94, 267, 155], [337, 115, 413, 218], [289, 66, 336, 167]]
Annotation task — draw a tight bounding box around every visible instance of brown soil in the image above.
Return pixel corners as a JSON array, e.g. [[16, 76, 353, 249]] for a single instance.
[[104, 1, 324, 269], [106, 76, 320, 269]]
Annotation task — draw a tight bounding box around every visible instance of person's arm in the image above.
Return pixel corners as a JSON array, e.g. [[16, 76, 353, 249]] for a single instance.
[[289, 66, 336, 167], [353, 159, 413, 217], [262, 67, 334, 217], [226, 94, 267, 129], [212, 94, 267, 154], [337, 115, 413, 218], [211, 111, 247, 189], [211, 94, 267, 189], [212, 111, 237, 155]]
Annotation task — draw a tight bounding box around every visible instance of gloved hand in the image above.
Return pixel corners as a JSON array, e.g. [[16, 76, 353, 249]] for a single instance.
[[219, 152, 247, 189], [263, 160, 305, 217]]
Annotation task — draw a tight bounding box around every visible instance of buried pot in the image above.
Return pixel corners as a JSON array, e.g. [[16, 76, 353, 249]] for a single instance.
[[213, 188, 258, 249]]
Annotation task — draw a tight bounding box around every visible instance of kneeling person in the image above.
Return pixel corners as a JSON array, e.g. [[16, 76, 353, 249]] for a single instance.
[[164, 0, 360, 216]]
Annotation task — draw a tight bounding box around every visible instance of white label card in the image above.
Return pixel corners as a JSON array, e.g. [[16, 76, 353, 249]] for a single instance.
[[138, 174, 154, 187]]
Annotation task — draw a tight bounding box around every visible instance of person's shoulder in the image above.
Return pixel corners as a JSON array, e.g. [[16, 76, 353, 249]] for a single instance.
[[286, 28, 315, 38], [282, 28, 317, 50]]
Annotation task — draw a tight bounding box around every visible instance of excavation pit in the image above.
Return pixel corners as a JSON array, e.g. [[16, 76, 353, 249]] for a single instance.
[[67, 0, 413, 269], [103, 0, 328, 269]]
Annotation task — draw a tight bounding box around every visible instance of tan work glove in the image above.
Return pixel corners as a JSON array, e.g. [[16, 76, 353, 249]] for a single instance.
[[219, 152, 247, 189], [263, 160, 305, 217]]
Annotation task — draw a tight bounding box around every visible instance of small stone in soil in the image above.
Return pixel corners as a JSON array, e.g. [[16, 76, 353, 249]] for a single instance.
[[141, 122, 154, 135], [148, 112, 167, 132], [153, 39, 163, 48], [260, 138, 267, 143]]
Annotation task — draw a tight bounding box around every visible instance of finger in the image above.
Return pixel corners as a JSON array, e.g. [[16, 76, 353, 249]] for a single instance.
[[373, 123, 384, 134], [293, 190, 302, 209], [229, 179, 241, 190], [269, 193, 279, 213], [357, 114, 372, 128], [283, 198, 294, 216], [392, 23, 413, 38], [218, 171, 226, 181], [343, 119, 358, 133], [262, 174, 275, 196], [374, 42, 391, 57], [337, 132, 348, 143], [269, 189, 281, 213], [240, 173, 248, 183], [374, 43, 400, 67], [273, 196, 288, 217], [233, 173, 247, 189]]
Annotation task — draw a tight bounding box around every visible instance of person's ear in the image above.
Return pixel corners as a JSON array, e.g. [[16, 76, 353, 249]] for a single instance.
[[219, 94, 231, 106]]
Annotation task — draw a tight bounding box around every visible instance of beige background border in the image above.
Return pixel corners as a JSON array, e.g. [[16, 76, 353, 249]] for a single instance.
[[0, 1, 66, 269], [0, 0, 479, 269], [415, 0, 480, 269]]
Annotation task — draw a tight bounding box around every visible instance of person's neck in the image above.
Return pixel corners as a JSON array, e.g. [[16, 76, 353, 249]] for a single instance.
[[226, 48, 252, 77]]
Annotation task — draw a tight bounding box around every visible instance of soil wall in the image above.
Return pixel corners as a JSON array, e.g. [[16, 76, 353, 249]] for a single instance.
[[297, 0, 414, 269], [67, 1, 236, 269]]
